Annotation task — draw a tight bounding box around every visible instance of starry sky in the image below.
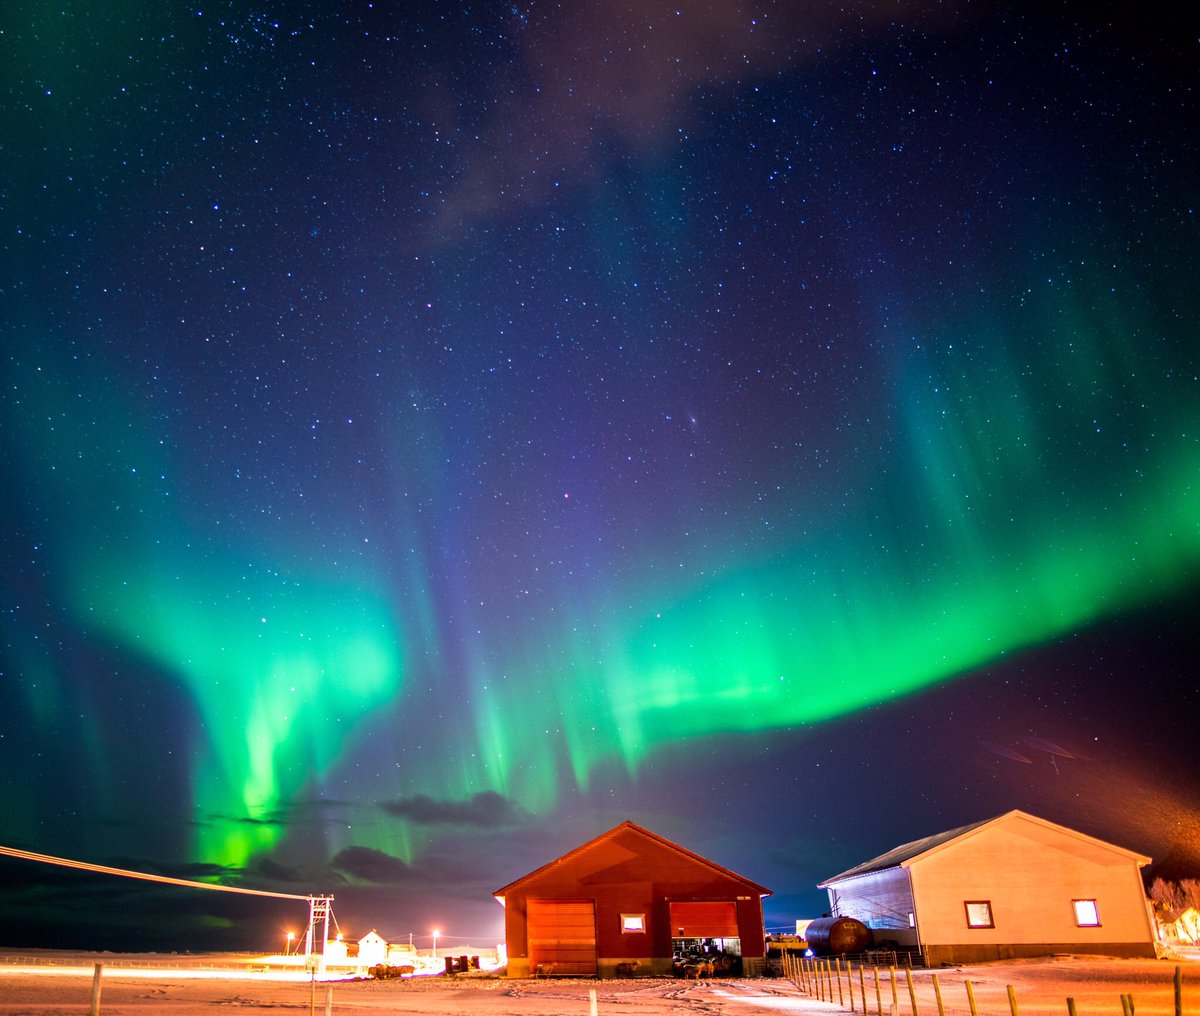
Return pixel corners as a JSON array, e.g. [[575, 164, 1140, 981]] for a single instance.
[[2, 0, 1199, 953]]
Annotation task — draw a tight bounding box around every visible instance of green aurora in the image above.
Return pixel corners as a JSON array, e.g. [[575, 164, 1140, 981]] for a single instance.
[[7, 246, 1197, 870], [2, 4, 1198, 941]]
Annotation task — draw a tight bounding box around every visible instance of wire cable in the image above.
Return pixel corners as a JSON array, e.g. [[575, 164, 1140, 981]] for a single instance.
[[0, 844, 311, 901]]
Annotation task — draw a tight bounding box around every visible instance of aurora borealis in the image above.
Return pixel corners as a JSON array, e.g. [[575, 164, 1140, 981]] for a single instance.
[[2, 0, 1199, 950]]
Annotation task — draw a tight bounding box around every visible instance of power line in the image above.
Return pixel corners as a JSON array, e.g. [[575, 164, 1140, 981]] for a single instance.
[[0, 844, 310, 901]]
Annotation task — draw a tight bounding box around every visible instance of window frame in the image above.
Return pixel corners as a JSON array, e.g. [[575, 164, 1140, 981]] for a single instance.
[[1072, 899, 1101, 927], [620, 913, 646, 934], [963, 900, 995, 929]]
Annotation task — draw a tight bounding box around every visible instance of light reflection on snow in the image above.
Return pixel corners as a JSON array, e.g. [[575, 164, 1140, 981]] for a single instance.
[[712, 986, 842, 1010]]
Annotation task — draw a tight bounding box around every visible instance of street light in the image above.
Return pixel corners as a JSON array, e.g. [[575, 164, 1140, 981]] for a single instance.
[[432, 929, 440, 965], [285, 931, 295, 956]]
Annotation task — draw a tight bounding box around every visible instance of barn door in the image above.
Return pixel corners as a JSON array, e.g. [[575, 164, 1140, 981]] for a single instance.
[[527, 900, 597, 976]]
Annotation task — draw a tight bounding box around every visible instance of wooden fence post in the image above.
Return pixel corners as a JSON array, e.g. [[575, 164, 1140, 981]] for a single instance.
[[1007, 984, 1020, 1016], [1174, 967, 1182, 1016], [932, 974, 945, 1016], [836, 957, 845, 1007], [874, 963, 884, 1016], [89, 962, 103, 1016], [860, 962, 869, 1015], [1067, 997, 1079, 1016], [906, 965, 919, 1016], [966, 981, 979, 1016]]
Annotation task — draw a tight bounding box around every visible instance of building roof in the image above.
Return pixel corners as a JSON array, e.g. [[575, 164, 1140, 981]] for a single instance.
[[819, 809, 1152, 886], [494, 820, 772, 900]]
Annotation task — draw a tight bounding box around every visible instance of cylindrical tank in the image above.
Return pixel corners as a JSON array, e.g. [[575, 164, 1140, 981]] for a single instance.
[[803, 916, 872, 956]]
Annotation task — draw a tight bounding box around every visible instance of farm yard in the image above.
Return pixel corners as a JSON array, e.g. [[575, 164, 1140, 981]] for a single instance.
[[0, 952, 1196, 1015]]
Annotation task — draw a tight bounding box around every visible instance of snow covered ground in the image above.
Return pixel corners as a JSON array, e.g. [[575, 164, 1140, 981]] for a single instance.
[[0, 952, 1195, 1015]]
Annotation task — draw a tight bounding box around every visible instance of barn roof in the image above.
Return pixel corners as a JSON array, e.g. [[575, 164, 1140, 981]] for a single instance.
[[494, 820, 771, 899], [819, 809, 1151, 886]]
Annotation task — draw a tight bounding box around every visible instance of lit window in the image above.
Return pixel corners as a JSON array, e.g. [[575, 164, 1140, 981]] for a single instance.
[[908, 912, 915, 928], [621, 914, 646, 933], [1073, 899, 1100, 927], [964, 901, 994, 928]]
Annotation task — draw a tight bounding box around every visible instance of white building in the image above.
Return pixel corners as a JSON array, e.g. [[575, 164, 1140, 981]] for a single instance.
[[819, 810, 1157, 965], [358, 930, 388, 967]]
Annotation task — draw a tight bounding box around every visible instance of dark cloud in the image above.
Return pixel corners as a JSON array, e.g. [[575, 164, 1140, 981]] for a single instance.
[[380, 791, 528, 828], [147, 859, 245, 879], [251, 857, 308, 885], [199, 810, 287, 828], [331, 846, 412, 884]]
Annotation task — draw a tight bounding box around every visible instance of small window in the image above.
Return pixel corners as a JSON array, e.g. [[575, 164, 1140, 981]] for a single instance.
[[1073, 899, 1100, 927], [908, 912, 916, 928], [621, 914, 646, 933], [964, 901, 994, 928]]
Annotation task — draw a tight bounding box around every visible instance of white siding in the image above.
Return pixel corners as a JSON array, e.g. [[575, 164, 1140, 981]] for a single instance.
[[828, 868, 915, 931], [908, 814, 1154, 951]]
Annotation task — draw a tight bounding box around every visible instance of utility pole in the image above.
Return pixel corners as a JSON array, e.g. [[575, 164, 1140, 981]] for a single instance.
[[304, 896, 335, 977]]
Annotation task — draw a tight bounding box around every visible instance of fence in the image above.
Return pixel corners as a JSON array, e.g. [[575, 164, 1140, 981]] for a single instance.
[[53, 961, 339, 1016], [780, 953, 1188, 1016]]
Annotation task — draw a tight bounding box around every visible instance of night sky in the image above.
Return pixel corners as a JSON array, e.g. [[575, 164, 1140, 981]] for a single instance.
[[2, 0, 1199, 954]]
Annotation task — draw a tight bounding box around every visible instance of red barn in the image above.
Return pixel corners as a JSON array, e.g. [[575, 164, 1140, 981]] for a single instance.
[[494, 820, 771, 978]]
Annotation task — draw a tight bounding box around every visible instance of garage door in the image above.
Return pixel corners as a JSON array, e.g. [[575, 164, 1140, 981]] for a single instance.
[[670, 901, 739, 937], [527, 900, 597, 976]]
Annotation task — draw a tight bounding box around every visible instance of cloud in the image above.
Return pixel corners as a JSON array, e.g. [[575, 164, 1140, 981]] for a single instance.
[[251, 857, 308, 885], [380, 790, 528, 828], [331, 846, 412, 884], [435, 0, 961, 230]]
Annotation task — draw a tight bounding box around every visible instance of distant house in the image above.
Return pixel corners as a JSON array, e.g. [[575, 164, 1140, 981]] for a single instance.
[[1158, 906, 1200, 945], [358, 930, 388, 967], [494, 820, 772, 978], [386, 941, 418, 965], [819, 810, 1157, 965]]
